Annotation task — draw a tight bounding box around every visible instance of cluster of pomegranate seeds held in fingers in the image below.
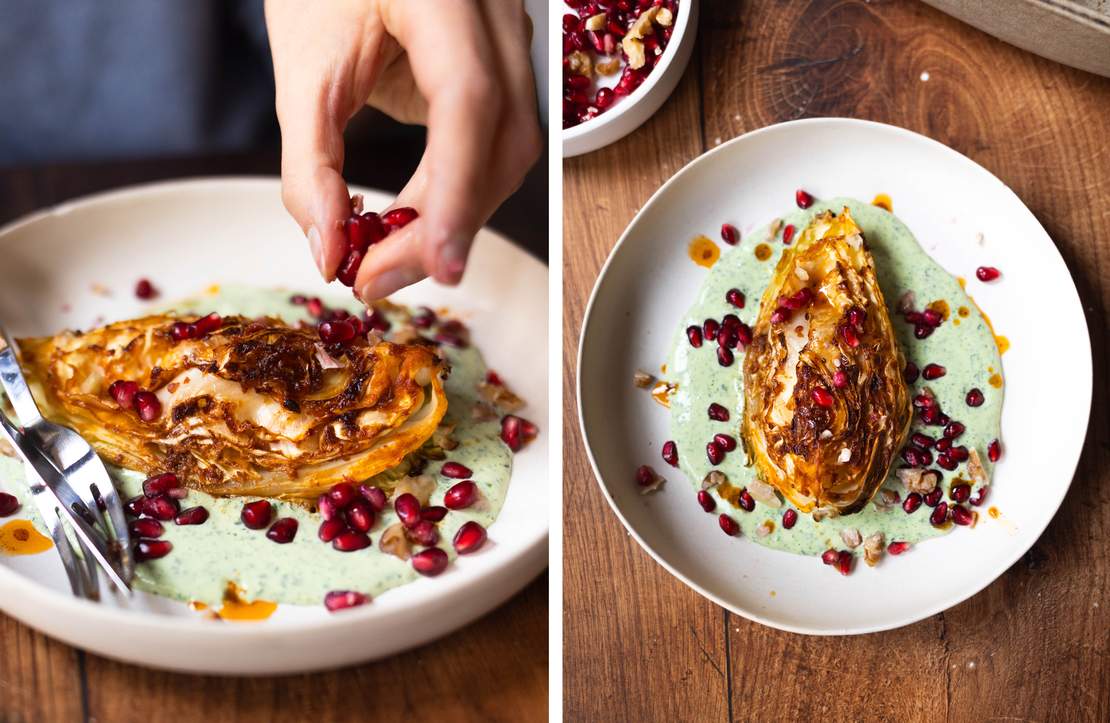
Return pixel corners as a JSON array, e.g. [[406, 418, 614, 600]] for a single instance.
[[337, 196, 419, 288]]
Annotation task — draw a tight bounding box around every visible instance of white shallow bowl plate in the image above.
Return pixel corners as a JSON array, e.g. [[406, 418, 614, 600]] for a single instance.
[[0, 178, 549, 673], [562, 0, 698, 157], [578, 118, 1091, 635]]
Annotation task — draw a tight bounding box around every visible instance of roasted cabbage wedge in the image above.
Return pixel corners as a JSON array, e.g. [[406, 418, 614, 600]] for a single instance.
[[741, 208, 911, 516], [17, 314, 448, 499]]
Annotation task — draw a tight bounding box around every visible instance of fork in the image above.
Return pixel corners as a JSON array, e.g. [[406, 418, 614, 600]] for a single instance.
[[0, 326, 133, 595]]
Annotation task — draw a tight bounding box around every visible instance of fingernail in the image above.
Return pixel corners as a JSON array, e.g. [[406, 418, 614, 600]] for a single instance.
[[435, 242, 468, 285], [307, 226, 326, 277], [358, 268, 420, 302]]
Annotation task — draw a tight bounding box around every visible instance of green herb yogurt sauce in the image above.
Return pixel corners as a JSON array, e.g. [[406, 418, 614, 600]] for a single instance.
[[0, 285, 513, 608], [665, 198, 1003, 557]]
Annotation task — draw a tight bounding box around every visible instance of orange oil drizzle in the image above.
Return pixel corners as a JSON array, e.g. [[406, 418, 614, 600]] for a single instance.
[[988, 506, 1000, 519], [651, 381, 676, 408], [754, 243, 772, 261], [872, 193, 893, 212], [216, 582, 277, 622], [688, 236, 720, 268], [0, 520, 53, 556]]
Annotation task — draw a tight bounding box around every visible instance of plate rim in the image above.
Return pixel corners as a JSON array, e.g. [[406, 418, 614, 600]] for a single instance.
[[0, 176, 549, 644], [575, 116, 1093, 635]]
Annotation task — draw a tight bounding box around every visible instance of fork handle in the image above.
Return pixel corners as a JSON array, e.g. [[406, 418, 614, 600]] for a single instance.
[[0, 326, 44, 427]]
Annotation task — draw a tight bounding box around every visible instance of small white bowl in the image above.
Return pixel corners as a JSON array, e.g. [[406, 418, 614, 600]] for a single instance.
[[562, 0, 699, 158]]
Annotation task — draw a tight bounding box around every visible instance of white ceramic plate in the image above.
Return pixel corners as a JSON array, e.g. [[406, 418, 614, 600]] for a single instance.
[[577, 118, 1091, 635], [0, 178, 549, 673]]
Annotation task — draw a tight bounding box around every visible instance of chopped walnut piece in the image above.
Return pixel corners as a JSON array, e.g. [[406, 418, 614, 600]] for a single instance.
[[840, 528, 862, 549], [394, 474, 435, 507], [632, 369, 655, 389], [897, 468, 940, 495], [898, 290, 917, 315], [747, 480, 782, 508], [379, 523, 412, 560], [756, 520, 774, 537], [873, 488, 900, 511], [585, 12, 607, 31], [811, 507, 838, 522], [566, 50, 593, 77], [621, 7, 659, 69], [472, 402, 499, 422], [433, 422, 458, 452], [656, 7, 674, 26], [478, 380, 525, 412], [863, 532, 885, 566], [769, 218, 784, 241], [967, 448, 988, 487], [702, 470, 727, 490], [595, 57, 621, 75]]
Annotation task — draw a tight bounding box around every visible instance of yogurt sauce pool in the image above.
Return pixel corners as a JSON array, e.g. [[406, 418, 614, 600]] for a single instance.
[[0, 285, 515, 608], [665, 198, 1004, 557]]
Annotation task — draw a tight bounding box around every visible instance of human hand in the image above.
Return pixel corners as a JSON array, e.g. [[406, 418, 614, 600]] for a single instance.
[[265, 0, 542, 300]]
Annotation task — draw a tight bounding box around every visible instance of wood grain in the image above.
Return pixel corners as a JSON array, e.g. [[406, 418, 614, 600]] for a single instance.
[[563, 1, 1110, 721]]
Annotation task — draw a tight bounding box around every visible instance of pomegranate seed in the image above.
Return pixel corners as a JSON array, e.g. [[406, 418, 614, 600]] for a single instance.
[[661, 441, 679, 467], [887, 541, 911, 555], [411, 547, 449, 576], [721, 224, 740, 245], [441, 462, 473, 479], [975, 266, 1001, 282], [0, 493, 18, 518], [832, 370, 849, 388], [912, 433, 935, 449], [324, 590, 369, 612], [951, 504, 974, 526], [903, 493, 923, 513], [500, 414, 538, 452], [327, 482, 357, 508], [134, 278, 158, 300], [904, 362, 919, 383], [134, 391, 162, 422], [595, 87, 615, 109], [359, 485, 387, 511], [136, 539, 172, 561], [635, 465, 655, 487], [736, 323, 753, 347], [717, 325, 736, 350], [411, 307, 436, 329], [697, 490, 715, 512], [988, 439, 1002, 462], [782, 224, 796, 245], [840, 324, 860, 348], [706, 441, 725, 465], [108, 380, 140, 409], [811, 387, 834, 408], [336, 250, 363, 287], [913, 325, 933, 339], [821, 549, 839, 565], [129, 518, 164, 537], [317, 494, 340, 521], [949, 446, 970, 462], [305, 297, 325, 318], [143, 495, 179, 521], [781, 287, 814, 309], [290, 294, 307, 305], [124, 495, 145, 517], [717, 346, 734, 367], [936, 453, 957, 470], [707, 403, 730, 422], [395, 493, 422, 527], [453, 521, 487, 554], [713, 433, 736, 452], [319, 319, 357, 345], [332, 530, 371, 552], [193, 312, 222, 336], [170, 321, 194, 341], [795, 188, 815, 209], [718, 514, 740, 536], [318, 518, 345, 542], [782, 508, 798, 529], [949, 483, 971, 503], [924, 487, 943, 507], [174, 506, 208, 526], [686, 325, 704, 348], [847, 307, 866, 328], [445, 480, 479, 510], [407, 520, 440, 547], [421, 506, 448, 522], [738, 490, 755, 512], [922, 308, 943, 328], [836, 550, 853, 575], [241, 500, 273, 530], [345, 500, 375, 533], [902, 447, 930, 467], [970, 487, 988, 506], [703, 318, 720, 340], [966, 388, 985, 407], [944, 421, 965, 439], [142, 473, 180, 498], [913, 392, 936, 409], [922, 364, 946, 380], [930, 502, 949, 526], [381, 206, 419, 231], [345, 212, 385, 253], [936, 437, 952, 452], [921, 406, 943, 425]]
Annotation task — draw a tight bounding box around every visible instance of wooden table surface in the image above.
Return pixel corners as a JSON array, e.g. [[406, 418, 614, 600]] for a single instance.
[[0, 147, 549, 723], [563, 1, 1109, 720]]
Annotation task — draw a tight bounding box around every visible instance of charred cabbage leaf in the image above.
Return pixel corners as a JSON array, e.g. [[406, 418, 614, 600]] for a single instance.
[[17, 314, 447, 499], [741, 208, 911, 516]]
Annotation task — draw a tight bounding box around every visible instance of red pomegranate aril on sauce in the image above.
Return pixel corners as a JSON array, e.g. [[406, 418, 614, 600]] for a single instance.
[[821, 549, 839, 565], [936, 453, 958, 470], [966, 388, 985, 407], [969, 487, 988, 506], [706, 441, 725, 465], [703, 318, 720, 341], [782, 224, 796, 245], [124, 495, 145, 517], [134, 278, 158, 300], [717, 346, 734, 367], [444, 480, 479, 510], [324, 590, 369, 611], [395, 493, 422, 528], [713, 433, 737, 452], [975, 266, 1001, 282], [686, 325, 704, 348], [795, 189, 815, 209], [411, 547, 449, 576], [697, 490, 716, 513], [108, 380, 140, 409], [136, 539, 173, 562], [988, 439, 1002, 462], [193, 313, 222, 336], [0, 493, 18, 517], [721, 224, 740, 245], [949, 483, 971, 503], [738, 490, 755, 512], [142, 473, 180, 498], [317, 493, 340, 521], [662, 440, 679, 467], [441, 461, 473, 479], [421, 505, 448, 522], [381, 206, 419, 231], [170, 321, 194, 341], [359, 484, 387, 512], [327, 482, 356, 509], [924, 487, 944, 507], [332, 530, 371, 552], [500, 414, 538, 452], [345, 500, 375, 533], [914, 325, 934, 340], [951, 504, 974, 526], [716, 326, 735, 350], [832, 371, 849, 389], [719, 514, 740, 536], [811, 387, 834, 408], [922, 308, 943, 328], [887, 541, 911, 555], [944, 421, 966, 439], [935, 437, 952, 452], [782, 508, 798, 529], [129, 518, 164, 538], [904, 362, 920, 383], [134, 392, 162, 422], [707, 403, 730, 422], [144, 495, 179, 521], [726, 288, 745, 309], [241, 500, 273, 530], [922, 363, 946, 380], [912, 433, 935, 449], [318, 518, 345, 542], [174, 507, 209, 526], [453, 521, 488, 555], [903, 492, 923, 513], [407, 520, 439, 547], [929, 502, 949, 526]]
